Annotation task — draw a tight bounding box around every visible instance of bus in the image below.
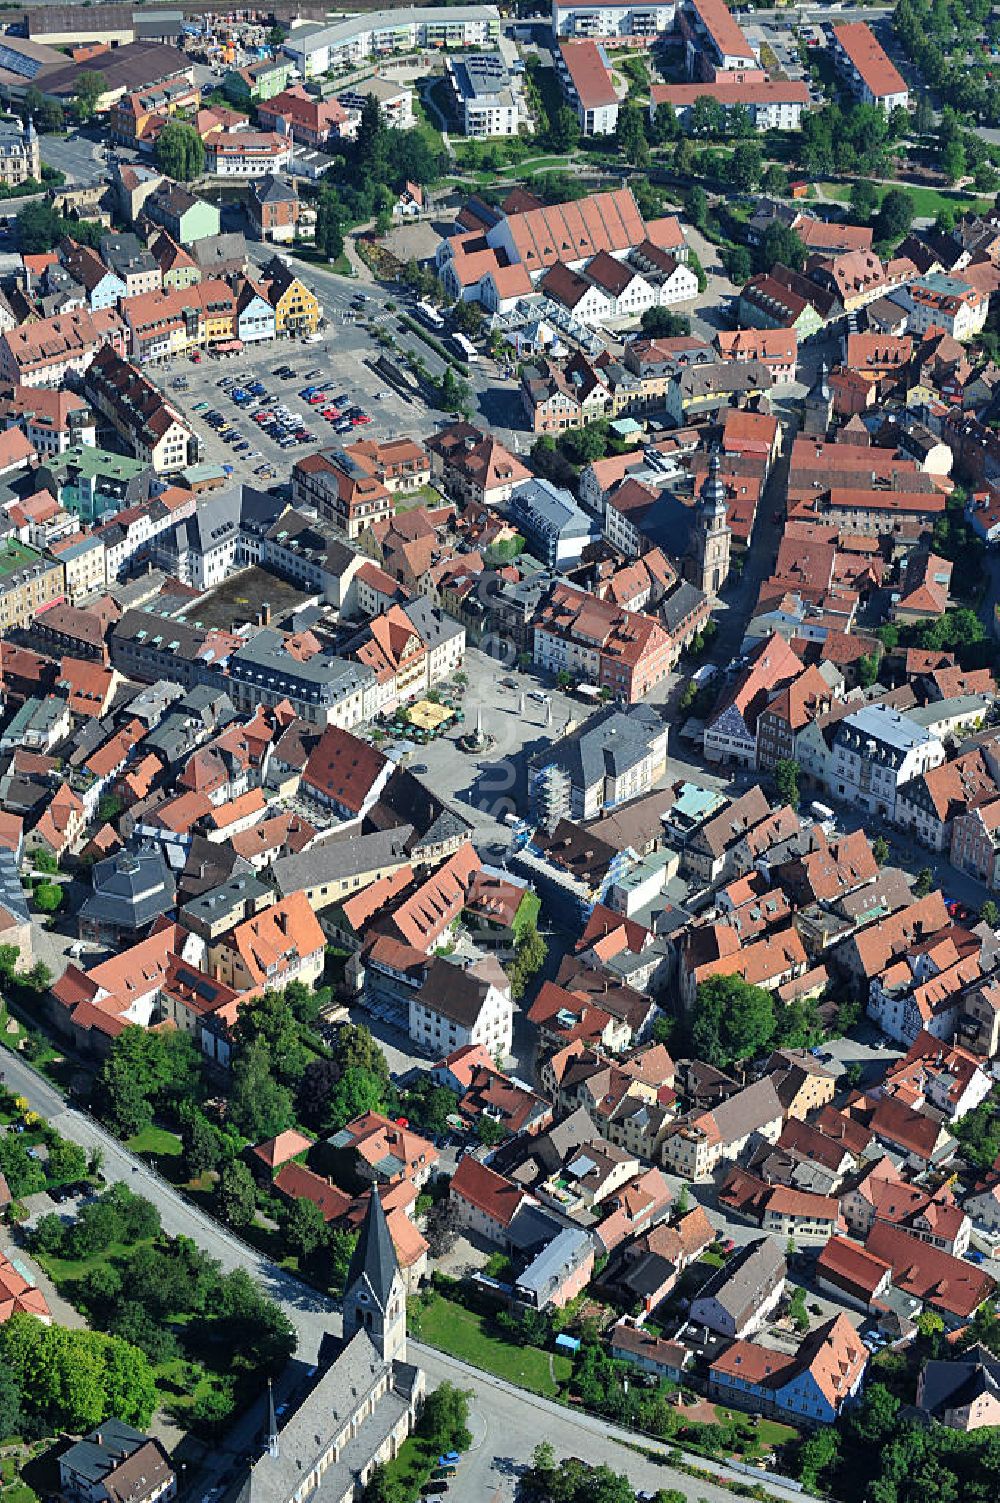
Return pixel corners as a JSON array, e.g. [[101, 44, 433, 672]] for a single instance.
[[451, 331, 479, 363], [416, 300, 445, 331]]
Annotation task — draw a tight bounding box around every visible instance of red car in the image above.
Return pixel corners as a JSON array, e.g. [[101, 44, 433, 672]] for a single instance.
[[352, 412, 372, 425], [322, 407, 340, 420], [307, 393, 326, 405]]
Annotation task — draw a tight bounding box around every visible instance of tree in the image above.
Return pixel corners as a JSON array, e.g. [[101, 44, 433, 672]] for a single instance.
[[424, 1197, 459, 1258], [326, 1066, 386, 1132], [872, 835, 890, 866], [788, 1286, 810, 1332], [0, 1367, 21, 1444], [229, 1039, 294, 1140], [549, 105, 581, 153], [94, 1060, 152, 1139], [363, 1463, 403, 1503], [849, 178, 880, 220], [32, 1212, 66, 1255], [508, 923, 547, 1002], [774, 758, 801, 810], [94, 1027, 202, 1137], [356, 94, 387, 177], [0, 1316, 156, 1432], [874, 186, 914, 244], [16, 195, 57, 253], [403, 1074, 457, 1137], [216, 1160, 257, 1229], [723, 244, 752, 283], [640, 307, 691, 338], [37, 94, 64, 130], [179, 1105, 224, 1179], [283, 1197, 328, 1263], [754, 220, 807, 274], [614, 101, 649, 167], [916, 1309, 945, 1340], [914, 866, 934, 897], [849, 1382, 899, 1444], [691, 974, 776, 1069], [761, 163, 787, 196], [315, 189, 345, 263], [297, 1056, 342, 1133], [858, 652, 879, 688], [475, 1115, 507, 1147], [689, 94, 727, 138], [673, 136, 696, 177], [798, 1427, 839, 1491], [328, 1226, 358, 1296], [941, 135, 966, 183], [913, 90, 934, 134], [981, 899, 999, 928], [729, 140, 763, 190], [648, 99, 678, 146], [419, 1381, 472, 1453], [234, 988, 308, 1085], [74, 72, 104, 122], [684, 184, 708, 230], [33, 881, 63, 914], [49, 1138, 87, 1185]]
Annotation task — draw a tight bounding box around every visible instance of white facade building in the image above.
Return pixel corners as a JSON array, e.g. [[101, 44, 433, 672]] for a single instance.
[[284, 5, 500, 78], [551, 0, 675, 43], [447, 52, 522, 136], [409, 955, 514, 1063], [829, 704, 945, 821]]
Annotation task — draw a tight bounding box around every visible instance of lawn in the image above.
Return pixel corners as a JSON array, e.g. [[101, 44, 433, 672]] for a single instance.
[[126, 1126, 183, 1158], [38, 1238, 154, 1285], [754, 1418, 799, 1449], [709, 1404, 798, 1448], [819, 181, 992, 220], [290, 246, 353, 278], [5, 1483, 39, 1503], [410, 1293, 572, 1397], [379, 1431, 440, 1502], [0, 540, 41, 579]]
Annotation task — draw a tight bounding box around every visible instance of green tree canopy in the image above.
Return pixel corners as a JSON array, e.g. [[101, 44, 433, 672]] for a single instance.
[[326, 1066, 387, 1132], [754, 220, 807, 274], [614, 100, 649, 166], [216, 1159, 257, 1229], [74, 72, 104, 122], [874, 186, 915, 244], [640, 307, 691, 338], [774, 758, 800, 811], [691, 974, 776, 1068], [229, 1038, 295, 1141], [153, 120, 206, 181]]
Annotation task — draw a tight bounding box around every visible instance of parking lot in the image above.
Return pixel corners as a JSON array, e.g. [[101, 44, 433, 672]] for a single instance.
[[157, 308, 431, 479]]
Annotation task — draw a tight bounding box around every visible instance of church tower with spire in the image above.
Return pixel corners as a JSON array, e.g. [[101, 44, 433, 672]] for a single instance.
[[342, 1191, 407, 1365], [689, 449, 731, 599]]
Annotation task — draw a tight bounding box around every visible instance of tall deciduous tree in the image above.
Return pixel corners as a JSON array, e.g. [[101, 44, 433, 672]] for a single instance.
[[691, 974, 776, 1069], [228, 1039, 294, 1140], [216, 1160, 257, 1229], [154, 121, 206, 181]]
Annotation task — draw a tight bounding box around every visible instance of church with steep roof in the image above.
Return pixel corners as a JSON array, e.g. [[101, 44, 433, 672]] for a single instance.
[[238, 1193, 425, 1503]]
